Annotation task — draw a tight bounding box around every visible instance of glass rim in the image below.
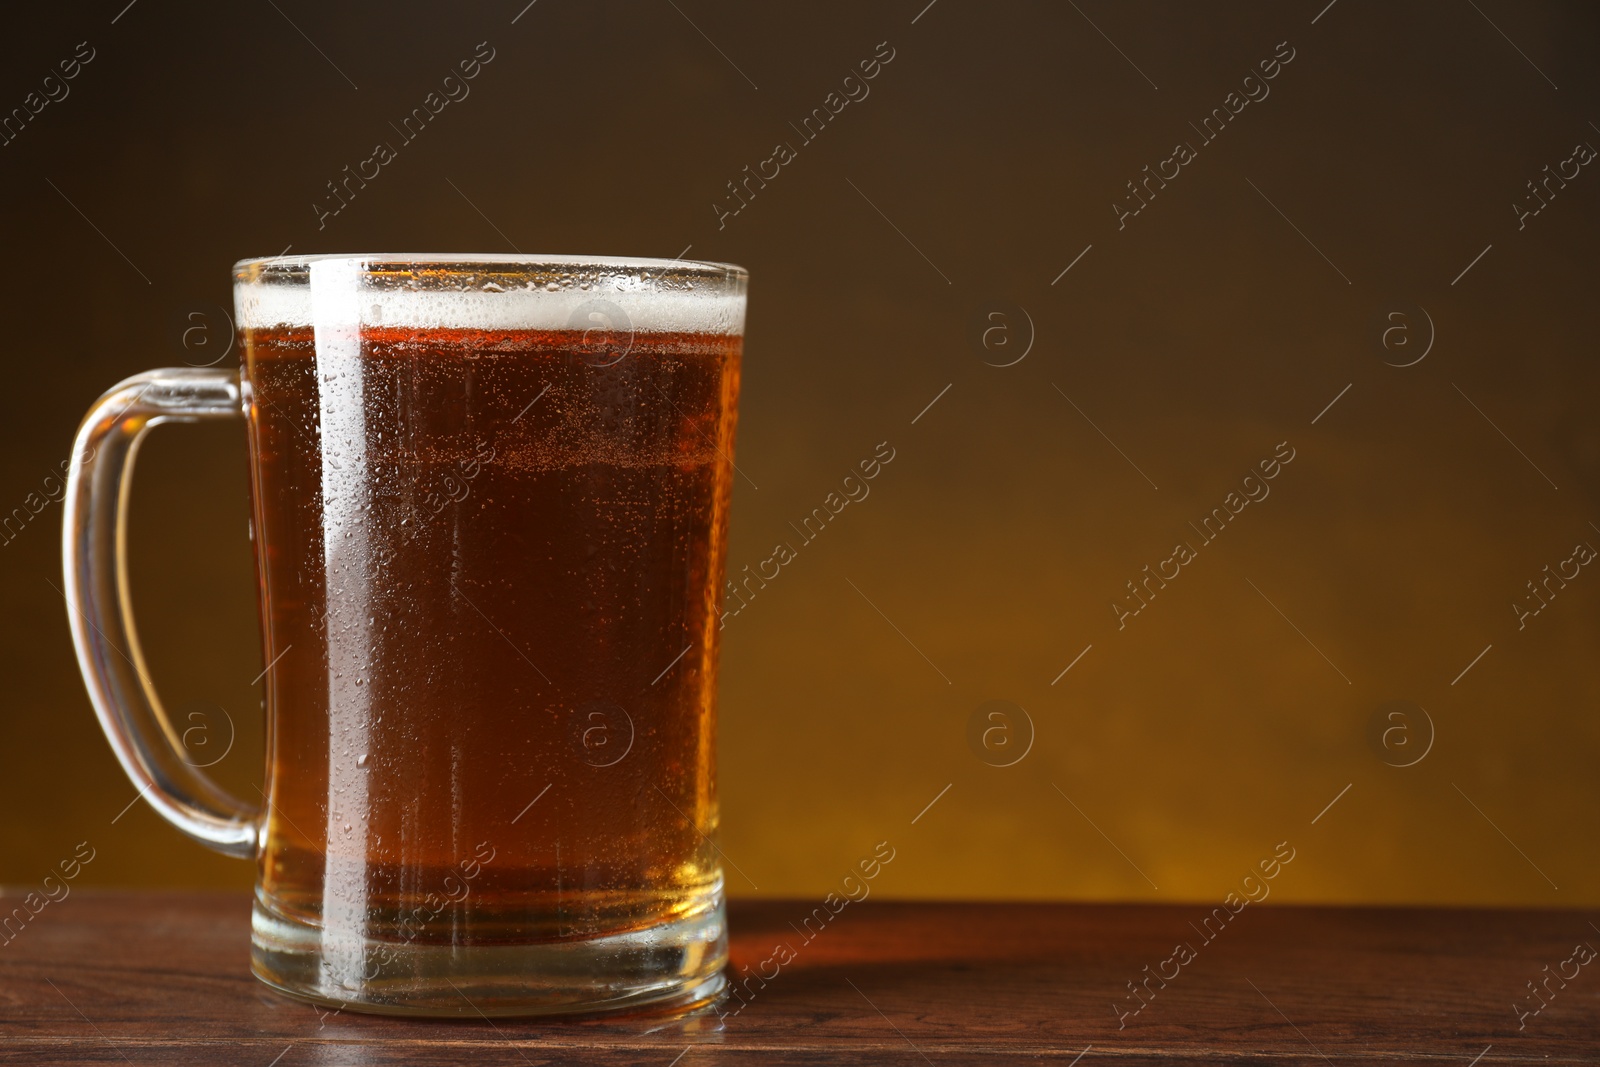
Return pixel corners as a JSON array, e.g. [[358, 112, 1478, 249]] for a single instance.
[[232, 252, 747, 284], [232, 253, 747, 333]]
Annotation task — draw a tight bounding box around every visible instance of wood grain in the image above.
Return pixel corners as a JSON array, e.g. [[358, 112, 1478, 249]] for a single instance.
[[0, 892, 1595, 1064]]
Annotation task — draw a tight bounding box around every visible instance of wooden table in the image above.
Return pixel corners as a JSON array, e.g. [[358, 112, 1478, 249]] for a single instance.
[[1, 892, 1595, 1064]]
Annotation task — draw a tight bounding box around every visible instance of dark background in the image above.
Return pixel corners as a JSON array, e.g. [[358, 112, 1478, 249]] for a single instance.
[[2, 0, 1598, 906]]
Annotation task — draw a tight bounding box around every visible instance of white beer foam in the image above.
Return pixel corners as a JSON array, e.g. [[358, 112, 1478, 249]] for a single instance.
[[235, 259, 746, 335]]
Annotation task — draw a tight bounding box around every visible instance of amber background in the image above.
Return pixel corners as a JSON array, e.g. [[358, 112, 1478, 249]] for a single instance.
[[2, 0, 1597, 907]]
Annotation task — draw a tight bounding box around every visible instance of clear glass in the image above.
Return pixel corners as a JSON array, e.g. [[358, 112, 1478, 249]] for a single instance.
[[63, 253, 747, 1016]]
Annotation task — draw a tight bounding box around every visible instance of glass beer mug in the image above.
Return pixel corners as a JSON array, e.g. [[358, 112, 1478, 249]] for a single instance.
[[62, 255, 746, 1015]]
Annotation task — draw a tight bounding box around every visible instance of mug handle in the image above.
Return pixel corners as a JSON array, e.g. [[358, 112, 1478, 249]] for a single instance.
[[62, 368, 262, 857]]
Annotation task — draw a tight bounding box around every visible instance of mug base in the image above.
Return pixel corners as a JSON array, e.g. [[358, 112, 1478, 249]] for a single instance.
[[249, 893, 728, 1018]]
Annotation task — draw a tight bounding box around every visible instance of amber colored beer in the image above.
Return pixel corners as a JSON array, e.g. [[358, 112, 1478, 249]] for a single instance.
[[241, 322, 740, 949]]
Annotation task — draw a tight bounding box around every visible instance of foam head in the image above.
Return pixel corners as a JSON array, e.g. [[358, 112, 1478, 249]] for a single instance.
[[233, 254, 748, 335]]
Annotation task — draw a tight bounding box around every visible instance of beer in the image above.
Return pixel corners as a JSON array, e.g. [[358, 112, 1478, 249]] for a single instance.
[[242, 318, 739, 945]]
